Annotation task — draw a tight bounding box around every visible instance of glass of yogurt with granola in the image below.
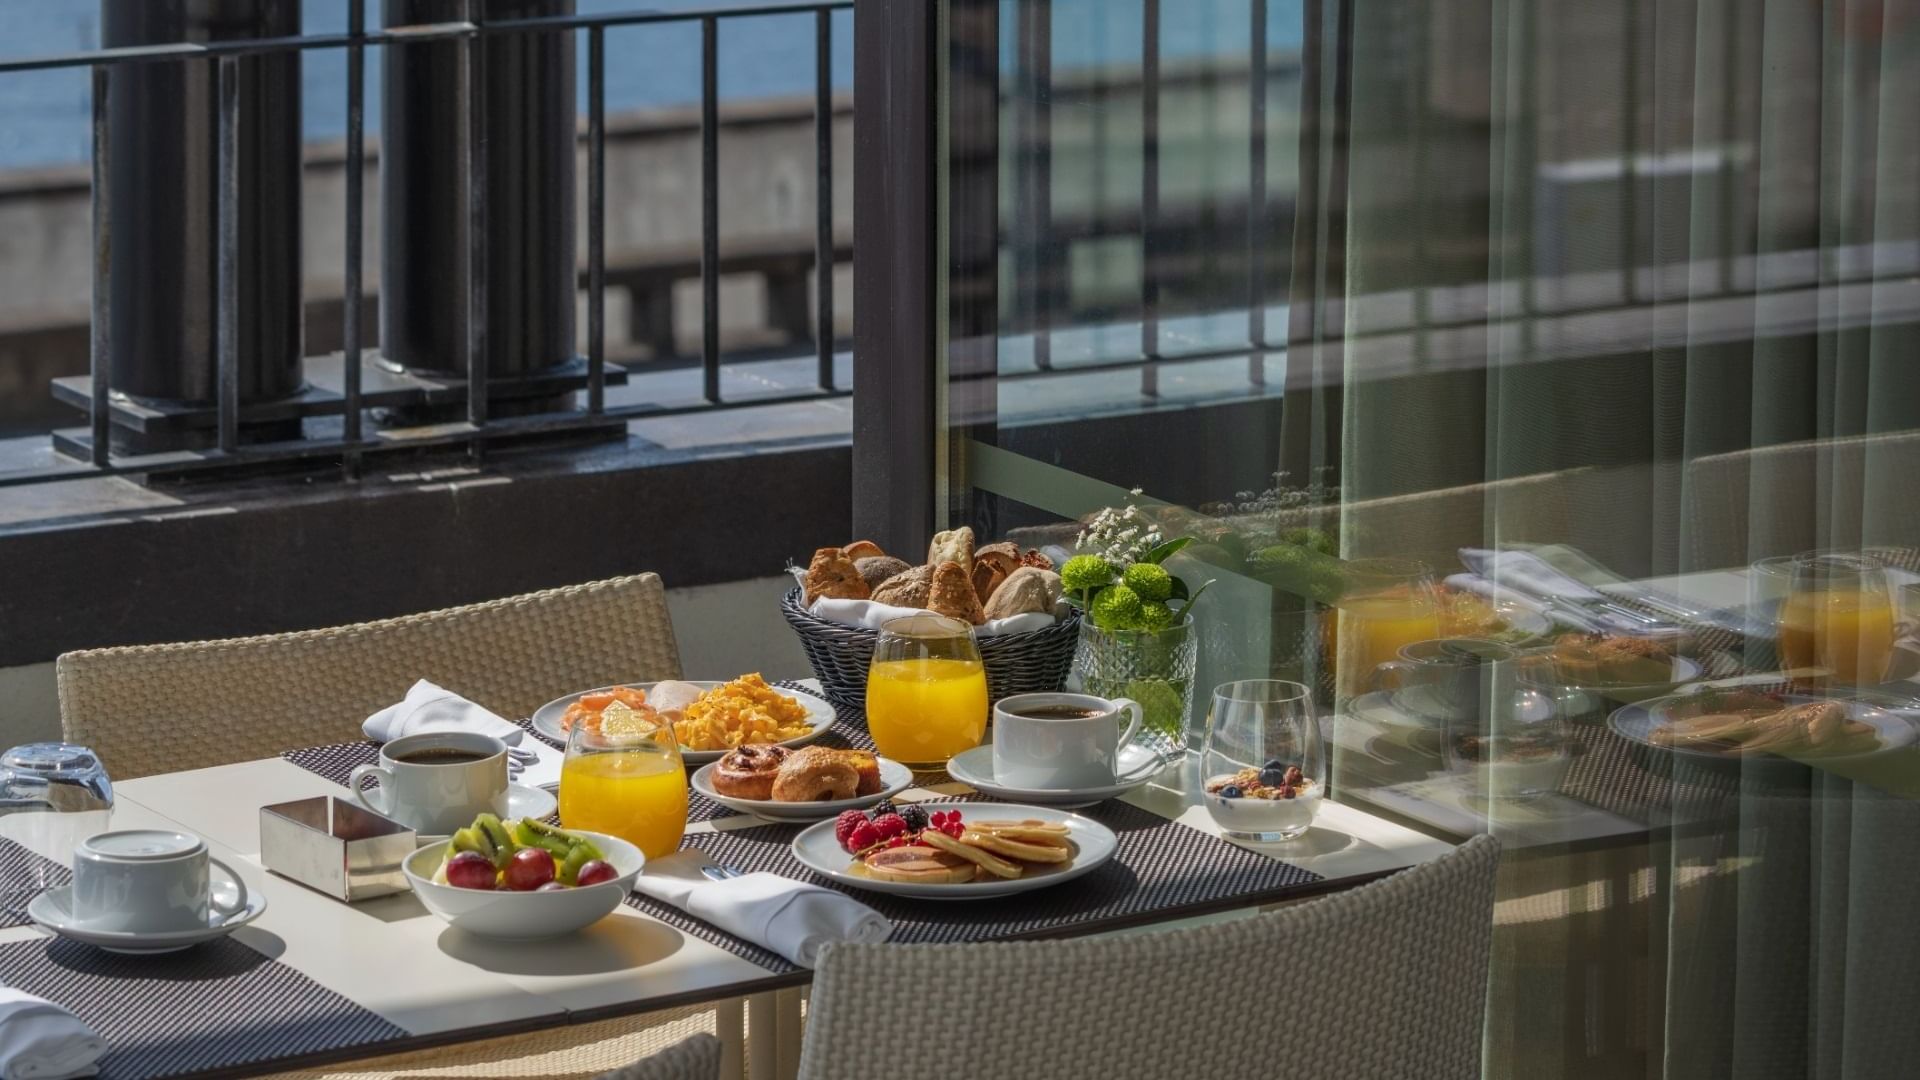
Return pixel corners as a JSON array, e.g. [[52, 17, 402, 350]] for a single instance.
[[1201, 680, 1322, 841]]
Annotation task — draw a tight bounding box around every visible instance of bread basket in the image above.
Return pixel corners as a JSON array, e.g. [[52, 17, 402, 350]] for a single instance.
[[780, 586, 1081, 710]]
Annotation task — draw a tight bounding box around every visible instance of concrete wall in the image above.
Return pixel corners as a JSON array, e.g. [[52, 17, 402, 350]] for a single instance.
[[0, 574, 812, 750]]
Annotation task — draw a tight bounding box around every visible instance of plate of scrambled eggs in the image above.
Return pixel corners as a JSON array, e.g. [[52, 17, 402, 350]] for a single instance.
[[531, 674, 837, 762]]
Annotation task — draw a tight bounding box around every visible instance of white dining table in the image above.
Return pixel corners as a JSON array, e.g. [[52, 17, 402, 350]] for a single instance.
[[1, 681, 1454, 1080]]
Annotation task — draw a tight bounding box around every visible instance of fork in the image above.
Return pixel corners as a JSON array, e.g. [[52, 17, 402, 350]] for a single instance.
[[700, 863, 745, 882]]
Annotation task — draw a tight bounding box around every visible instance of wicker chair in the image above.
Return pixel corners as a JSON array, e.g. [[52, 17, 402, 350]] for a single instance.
[[56, 573, 682, 779], [594, 1033, 724, 1080], [797, 834, 1501, 1080]]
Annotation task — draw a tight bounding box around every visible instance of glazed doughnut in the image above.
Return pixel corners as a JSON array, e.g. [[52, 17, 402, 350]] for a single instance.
[[712, 744, 790, 801], [771, 746, 861, 802]]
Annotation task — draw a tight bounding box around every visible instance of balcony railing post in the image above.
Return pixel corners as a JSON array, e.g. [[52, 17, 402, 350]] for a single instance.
[[98, 0, 304, 448], [381, 0, 575, 407]]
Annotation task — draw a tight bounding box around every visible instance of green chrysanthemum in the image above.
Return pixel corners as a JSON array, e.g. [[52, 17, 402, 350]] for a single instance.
[[1138, 600, 1177, 630], [1090, 583, 1145, 630], [1061, 554, 1117, 593], [1121, 562, 1174, 602]]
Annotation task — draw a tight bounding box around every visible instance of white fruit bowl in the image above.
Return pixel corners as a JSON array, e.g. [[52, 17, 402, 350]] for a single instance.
[[403, 830, 644, 940]]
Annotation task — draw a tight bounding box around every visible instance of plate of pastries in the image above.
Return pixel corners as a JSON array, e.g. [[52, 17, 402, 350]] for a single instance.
[[531, 675, 837, 763], [1611, 685, 1917, 765], [691, 744, 913, 821], [802, 528, 1061, 626], [790, 802, 1118, 899]]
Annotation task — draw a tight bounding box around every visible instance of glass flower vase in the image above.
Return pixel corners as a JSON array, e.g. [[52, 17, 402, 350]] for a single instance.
[[1070, 615, 1199, 755]]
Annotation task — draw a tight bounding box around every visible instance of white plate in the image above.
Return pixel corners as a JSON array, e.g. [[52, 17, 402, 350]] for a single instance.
[[945, 745, 1165, 808], [530, 681, 838, 763], [1610, 689, 1919, 768], [690, 756, 913, 821], [790, 802, 1117, 900], [404, 829, 643, 940], [29, 884, 267, 955]]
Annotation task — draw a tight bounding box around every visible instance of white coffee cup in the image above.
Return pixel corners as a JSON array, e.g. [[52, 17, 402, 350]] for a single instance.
[[348, 732, 508, 835], [71, 829, 248, 934], [992, 692, 1152, 790]]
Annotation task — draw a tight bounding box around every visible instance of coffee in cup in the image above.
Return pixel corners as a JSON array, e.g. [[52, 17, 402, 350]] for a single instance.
[[71, 829, 249, 934], [991, 692, 1152, 790], [348, 731, 508, 834]]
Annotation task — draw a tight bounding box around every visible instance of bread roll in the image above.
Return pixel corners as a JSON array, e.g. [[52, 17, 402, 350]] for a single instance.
[[804, 547, 870, 605], [871, 563, 934, 608], [928, 560, 986, 625], [983, 567, 1060, 621], [972, 542, 1020, 603], [842, 540, 886, 561], [855, 555, 913, 592], [927, 527, 975, 574]]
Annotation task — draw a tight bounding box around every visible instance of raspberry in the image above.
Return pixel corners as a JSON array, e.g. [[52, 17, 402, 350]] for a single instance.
[[834, 810, 868, 851], [847, 823, 879, 851], [872, 813, 907, 839]]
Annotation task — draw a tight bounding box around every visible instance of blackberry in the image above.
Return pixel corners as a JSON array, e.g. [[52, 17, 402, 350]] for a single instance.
[[898, 805, 931, 832], [866, 800, 897, 822]]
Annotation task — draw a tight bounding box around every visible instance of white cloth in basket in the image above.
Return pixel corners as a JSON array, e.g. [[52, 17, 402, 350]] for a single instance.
[[808, 597, 1061, 638]]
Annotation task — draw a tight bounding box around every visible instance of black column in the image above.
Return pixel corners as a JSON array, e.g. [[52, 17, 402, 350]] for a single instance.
[[100, 0, 304, 408], [380, 0, 576, 381]]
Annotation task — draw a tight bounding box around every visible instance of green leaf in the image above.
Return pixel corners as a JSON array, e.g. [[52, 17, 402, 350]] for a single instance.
[[1143, 537, 1193, 565], [1174, 579, 1215, 620], [1166, 576, 1191, 602]]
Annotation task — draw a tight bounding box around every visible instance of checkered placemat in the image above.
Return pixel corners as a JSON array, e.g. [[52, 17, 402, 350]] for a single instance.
[[0, 836, 70, 929], [0, 937, 405, 1079], [630, 797, 1323, 973]]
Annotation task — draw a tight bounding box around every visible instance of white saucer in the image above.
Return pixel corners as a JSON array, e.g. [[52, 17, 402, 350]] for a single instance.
[[29, 884, 268, 955], [417, 784, 559, 845], [506, 783, 558, 821], [946, 744, 1165, 807]]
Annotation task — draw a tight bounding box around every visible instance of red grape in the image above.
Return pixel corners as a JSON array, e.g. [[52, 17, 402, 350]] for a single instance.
[[503, 847, 557, 891], [445, 851, 498, 891], [574, 859, 618, 887]]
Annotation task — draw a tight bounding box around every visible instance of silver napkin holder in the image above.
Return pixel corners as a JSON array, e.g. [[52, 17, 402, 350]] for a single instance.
[[261, 796, 415, 902]]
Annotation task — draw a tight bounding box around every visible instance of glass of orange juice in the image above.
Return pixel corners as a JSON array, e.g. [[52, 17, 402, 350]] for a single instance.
[[1777, 551, 1895, 688], [1326, 557, 1445, 697], [866, 614, 990, 768], [559, 708, 688, 860]]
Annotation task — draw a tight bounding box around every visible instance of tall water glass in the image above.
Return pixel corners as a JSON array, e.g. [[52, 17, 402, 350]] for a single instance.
[[1327, 557, 1445, 696], [0, 743, 114, 913], [1778, 551, 1895, 688], [1201, 680, 1323, 842], [559, 717, 687, 861], [866, 614, 990, 768]]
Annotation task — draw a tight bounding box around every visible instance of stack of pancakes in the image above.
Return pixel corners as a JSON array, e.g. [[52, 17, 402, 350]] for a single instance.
[[860, 819, 1073, 884]]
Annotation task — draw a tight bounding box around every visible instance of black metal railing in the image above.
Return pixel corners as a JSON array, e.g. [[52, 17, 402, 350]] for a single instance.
[[0, 0, 854, 489]]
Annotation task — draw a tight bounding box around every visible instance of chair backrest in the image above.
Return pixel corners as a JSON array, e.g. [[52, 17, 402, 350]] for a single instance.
[[798, 834, 1501, 1080], [56, 573, 682, 779], [593, 1032, 724, 1080]]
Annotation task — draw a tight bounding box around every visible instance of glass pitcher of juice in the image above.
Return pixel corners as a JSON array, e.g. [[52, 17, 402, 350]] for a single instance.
[[866, 614, 990, 768], [559, 708, 688, 860], [1777, 551, 1895, 688], [1326, 557, 1445, 697]]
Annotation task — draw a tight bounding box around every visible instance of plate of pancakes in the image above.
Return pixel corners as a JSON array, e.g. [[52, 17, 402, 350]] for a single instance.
[[789, 802, 1119, 899]]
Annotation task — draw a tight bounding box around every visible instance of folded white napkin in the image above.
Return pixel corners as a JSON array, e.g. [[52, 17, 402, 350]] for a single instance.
[[362, 680, 535, 764], [808, 597, 1059, 638], [0, 990, 105, 1080], [1459, 548, 1604, 602], [1444, 573, 1603, 633], [633, 852, 890, 968]]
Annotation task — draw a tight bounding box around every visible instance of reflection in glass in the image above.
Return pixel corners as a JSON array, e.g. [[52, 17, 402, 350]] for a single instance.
[[1779, 552, 1895, 689], [1327, 557, 1444, 697]]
